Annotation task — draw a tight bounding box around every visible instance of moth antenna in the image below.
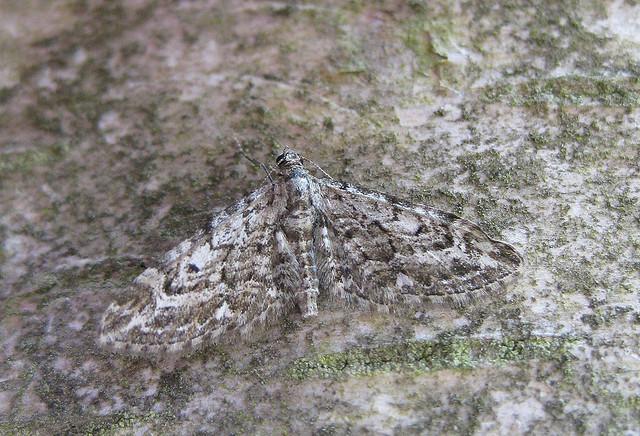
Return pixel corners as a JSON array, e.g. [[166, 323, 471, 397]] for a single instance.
[[298, 153, 334, 181], [234, 137, 274, 184]]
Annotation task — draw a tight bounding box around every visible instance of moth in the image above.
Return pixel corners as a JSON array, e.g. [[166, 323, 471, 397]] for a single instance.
[[100, 150, 522, 353]]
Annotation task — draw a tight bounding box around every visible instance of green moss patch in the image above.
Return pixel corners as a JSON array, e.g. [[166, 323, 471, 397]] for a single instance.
[[0, 142, 70, 179], [403, 19, 451, 73], [482, 76, 640, 107], [288, 336, 576, 379], [83, 411, 171, 436], [0, 410, 174, 436], [457, 149, 545, 189]]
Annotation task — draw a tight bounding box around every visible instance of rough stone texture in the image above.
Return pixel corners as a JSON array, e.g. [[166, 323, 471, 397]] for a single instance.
[[0, 0, 638, 434]]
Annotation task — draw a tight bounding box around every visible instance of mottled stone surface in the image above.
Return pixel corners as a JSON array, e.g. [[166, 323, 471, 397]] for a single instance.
[[1, 0, 639, 434]]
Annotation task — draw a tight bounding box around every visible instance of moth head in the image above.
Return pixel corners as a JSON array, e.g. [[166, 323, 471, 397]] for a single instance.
[[276, 150, 303, 169]]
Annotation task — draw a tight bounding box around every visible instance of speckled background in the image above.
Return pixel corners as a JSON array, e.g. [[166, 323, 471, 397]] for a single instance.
[[1, 0, 639, 434]]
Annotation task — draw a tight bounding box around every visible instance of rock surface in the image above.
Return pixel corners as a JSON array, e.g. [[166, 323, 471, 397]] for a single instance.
[[1, 0, 639, 434]]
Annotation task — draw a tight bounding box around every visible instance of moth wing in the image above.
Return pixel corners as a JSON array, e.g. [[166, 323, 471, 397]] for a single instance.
[[315, 178, 523, 310], [99, 184, 296, 354]]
